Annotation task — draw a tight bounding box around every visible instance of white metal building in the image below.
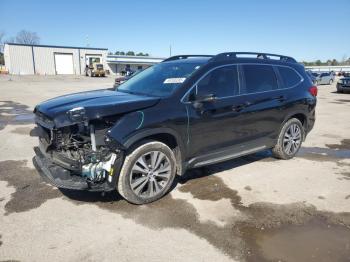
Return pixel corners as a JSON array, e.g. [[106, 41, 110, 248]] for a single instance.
[[107, 55, 165, 75], [4, 43, 108, 75], [305, 65, 350, 73], [4, 43, 165, 76]]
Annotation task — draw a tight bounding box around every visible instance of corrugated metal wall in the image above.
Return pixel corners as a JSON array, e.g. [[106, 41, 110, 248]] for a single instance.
[[4, 44, 108, 75], [34, 47, 79, 75], [5, 45, 34, 75]]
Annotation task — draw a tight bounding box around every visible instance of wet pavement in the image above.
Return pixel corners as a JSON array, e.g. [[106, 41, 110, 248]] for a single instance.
[[0, 76, 350, 262]]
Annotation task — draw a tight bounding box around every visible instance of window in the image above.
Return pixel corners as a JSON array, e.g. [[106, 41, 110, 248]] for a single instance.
[[196, 66, 238, 98], [278, 66, 302, 88], [117, 62, 204, 97], [241, 65, 278, 94]]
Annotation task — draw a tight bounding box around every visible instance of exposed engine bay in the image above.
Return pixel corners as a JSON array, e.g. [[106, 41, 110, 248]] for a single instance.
[[37, 119, 119, 185]]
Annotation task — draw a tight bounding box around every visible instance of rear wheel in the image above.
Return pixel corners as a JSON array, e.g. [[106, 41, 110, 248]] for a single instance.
[[117, 140, 176, 204], [272, 118, 304, 160]]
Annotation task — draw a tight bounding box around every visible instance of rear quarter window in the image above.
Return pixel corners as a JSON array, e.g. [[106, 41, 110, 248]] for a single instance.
[[278, 67, 302, 88]]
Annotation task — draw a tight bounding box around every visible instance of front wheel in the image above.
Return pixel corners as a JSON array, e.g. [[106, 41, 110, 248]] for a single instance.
[[272, 118, 304, 160], [117, 140, 176, 204]]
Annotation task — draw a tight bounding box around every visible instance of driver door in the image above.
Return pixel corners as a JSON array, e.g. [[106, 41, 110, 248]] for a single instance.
[[185, 65, 245, 157]]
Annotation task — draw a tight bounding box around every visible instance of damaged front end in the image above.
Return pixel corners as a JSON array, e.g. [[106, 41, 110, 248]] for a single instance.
[[33, 108, 124, 192]]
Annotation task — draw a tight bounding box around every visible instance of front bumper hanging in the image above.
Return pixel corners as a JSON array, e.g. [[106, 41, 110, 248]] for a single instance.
[[33, 147, 122, 192]]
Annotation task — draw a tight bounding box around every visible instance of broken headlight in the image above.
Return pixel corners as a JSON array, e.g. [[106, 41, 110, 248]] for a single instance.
[[68, 107, 87, 122]]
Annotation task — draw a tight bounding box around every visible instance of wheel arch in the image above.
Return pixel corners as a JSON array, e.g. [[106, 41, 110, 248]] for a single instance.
[[281, 111, 308, 140], [123, 128, 186, 175]]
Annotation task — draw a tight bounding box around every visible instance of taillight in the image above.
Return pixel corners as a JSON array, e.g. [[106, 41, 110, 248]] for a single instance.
[[309, 86, 318, 97]]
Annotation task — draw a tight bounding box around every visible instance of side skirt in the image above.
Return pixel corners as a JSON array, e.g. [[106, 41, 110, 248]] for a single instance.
[[184, 139, 273, 169]]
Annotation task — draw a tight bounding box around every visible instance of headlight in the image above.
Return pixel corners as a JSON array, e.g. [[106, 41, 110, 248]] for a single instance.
[[68, 107, 87, 122]]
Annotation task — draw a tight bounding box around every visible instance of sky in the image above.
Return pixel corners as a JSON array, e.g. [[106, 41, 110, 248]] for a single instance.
[[1, 0, 349, 61]]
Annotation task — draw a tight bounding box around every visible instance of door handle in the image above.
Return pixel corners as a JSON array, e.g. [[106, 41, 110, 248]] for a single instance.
[[275, 95, 286, 102], [232, 104, 245, 112]]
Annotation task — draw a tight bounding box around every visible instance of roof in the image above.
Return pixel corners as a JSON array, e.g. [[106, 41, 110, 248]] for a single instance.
[[107, 55, 165, 65], [5, 43, 108, 50], [163, 57, 212, 64]]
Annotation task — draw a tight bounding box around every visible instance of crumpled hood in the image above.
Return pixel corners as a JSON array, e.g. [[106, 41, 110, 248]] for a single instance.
[[34, 89, 160, 127]]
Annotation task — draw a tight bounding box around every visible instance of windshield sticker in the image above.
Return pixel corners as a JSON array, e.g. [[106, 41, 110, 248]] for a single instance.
[[163, 78, 186, 84]]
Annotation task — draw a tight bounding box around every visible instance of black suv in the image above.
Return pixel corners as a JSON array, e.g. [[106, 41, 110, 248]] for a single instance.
[[34, 52, 317, 204]]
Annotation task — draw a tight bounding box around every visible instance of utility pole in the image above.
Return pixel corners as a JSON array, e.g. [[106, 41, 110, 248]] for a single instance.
[[86, 35, 90, 47], [169, 45, 172, 57]]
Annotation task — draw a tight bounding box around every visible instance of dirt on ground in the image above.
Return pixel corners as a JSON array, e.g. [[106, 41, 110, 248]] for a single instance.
[[0, 75, 349, 262]]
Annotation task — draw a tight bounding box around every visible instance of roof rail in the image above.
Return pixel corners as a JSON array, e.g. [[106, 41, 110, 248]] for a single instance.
[[210, 52, 297, 63], [162, 55, 214, 62]]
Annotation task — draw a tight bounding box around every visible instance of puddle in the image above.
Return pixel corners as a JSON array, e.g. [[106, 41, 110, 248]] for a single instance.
[[336, 99, 350, 103], [241, 218, 350, 262], [178, 168, 242, 205], [0, 101, 34, 130], [0, 153, 350, 261], [13, 114, 34, 122], [298, 146, 350, 160], [0, 160, 61, 215], [326, 139, 350, 150]]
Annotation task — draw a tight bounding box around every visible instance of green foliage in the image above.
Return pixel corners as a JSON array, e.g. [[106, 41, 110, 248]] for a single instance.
[[112, 51, 150, 56], [0, 52, 4, 65], [301, 57, 350, 66]]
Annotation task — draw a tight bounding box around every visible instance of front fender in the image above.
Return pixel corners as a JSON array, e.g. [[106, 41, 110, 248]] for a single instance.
[[107, 112, 185, 153]]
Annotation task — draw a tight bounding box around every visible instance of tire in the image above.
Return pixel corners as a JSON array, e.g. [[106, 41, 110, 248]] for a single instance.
[[87, 69, 92, 77], [272, 118, 304, 160], [329, 79, 333, 85], [117, 140, 176, 204]]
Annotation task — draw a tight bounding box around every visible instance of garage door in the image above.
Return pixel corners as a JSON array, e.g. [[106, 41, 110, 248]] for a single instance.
[[54, 53, 74, 74]]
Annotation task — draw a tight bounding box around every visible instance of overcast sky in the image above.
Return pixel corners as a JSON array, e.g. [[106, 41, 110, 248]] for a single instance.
[[1, 0, 349, 61]]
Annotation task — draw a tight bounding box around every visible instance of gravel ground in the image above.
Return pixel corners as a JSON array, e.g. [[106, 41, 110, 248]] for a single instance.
[[0, 75, 349, 262]]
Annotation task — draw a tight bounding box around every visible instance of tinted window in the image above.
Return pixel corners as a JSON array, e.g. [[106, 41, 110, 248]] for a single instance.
[[241, 65, 278, 94], [196, 66, 238, 97], [278, 66, 302, 88]]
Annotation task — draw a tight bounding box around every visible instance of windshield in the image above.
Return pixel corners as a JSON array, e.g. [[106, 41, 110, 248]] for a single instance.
[[116, 62, 202, 97]]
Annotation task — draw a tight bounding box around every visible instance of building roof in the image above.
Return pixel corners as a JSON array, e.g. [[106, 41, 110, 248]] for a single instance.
[[5, 43, 108, 50], [107, 55, 165, 65]]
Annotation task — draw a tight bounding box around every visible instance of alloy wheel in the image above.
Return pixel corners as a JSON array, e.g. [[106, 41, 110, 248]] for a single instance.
[[130, 151, 172, 198], [283, 124, 302, 155]]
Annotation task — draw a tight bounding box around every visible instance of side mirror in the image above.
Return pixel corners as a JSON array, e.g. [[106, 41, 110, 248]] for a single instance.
[[194, 93, 217, 103]]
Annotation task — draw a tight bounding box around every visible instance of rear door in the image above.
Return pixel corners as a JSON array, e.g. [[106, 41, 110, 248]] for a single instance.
[[237, 64, 287, 142]]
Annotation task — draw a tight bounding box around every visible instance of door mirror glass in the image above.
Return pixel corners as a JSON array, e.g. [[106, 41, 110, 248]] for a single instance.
[[194, 93, 217, 103]]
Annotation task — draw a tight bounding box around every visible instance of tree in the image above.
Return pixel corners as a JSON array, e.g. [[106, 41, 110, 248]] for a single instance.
[[119, 51, 125, 55], [331, 59, 338, 66], [114, 51, 120, 55], [4, 36, 15, 43], [0, 31, 4, 64], [136, 52, 144, 56], [126, 51, 135, 56], [15, 30, 40, 45]]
